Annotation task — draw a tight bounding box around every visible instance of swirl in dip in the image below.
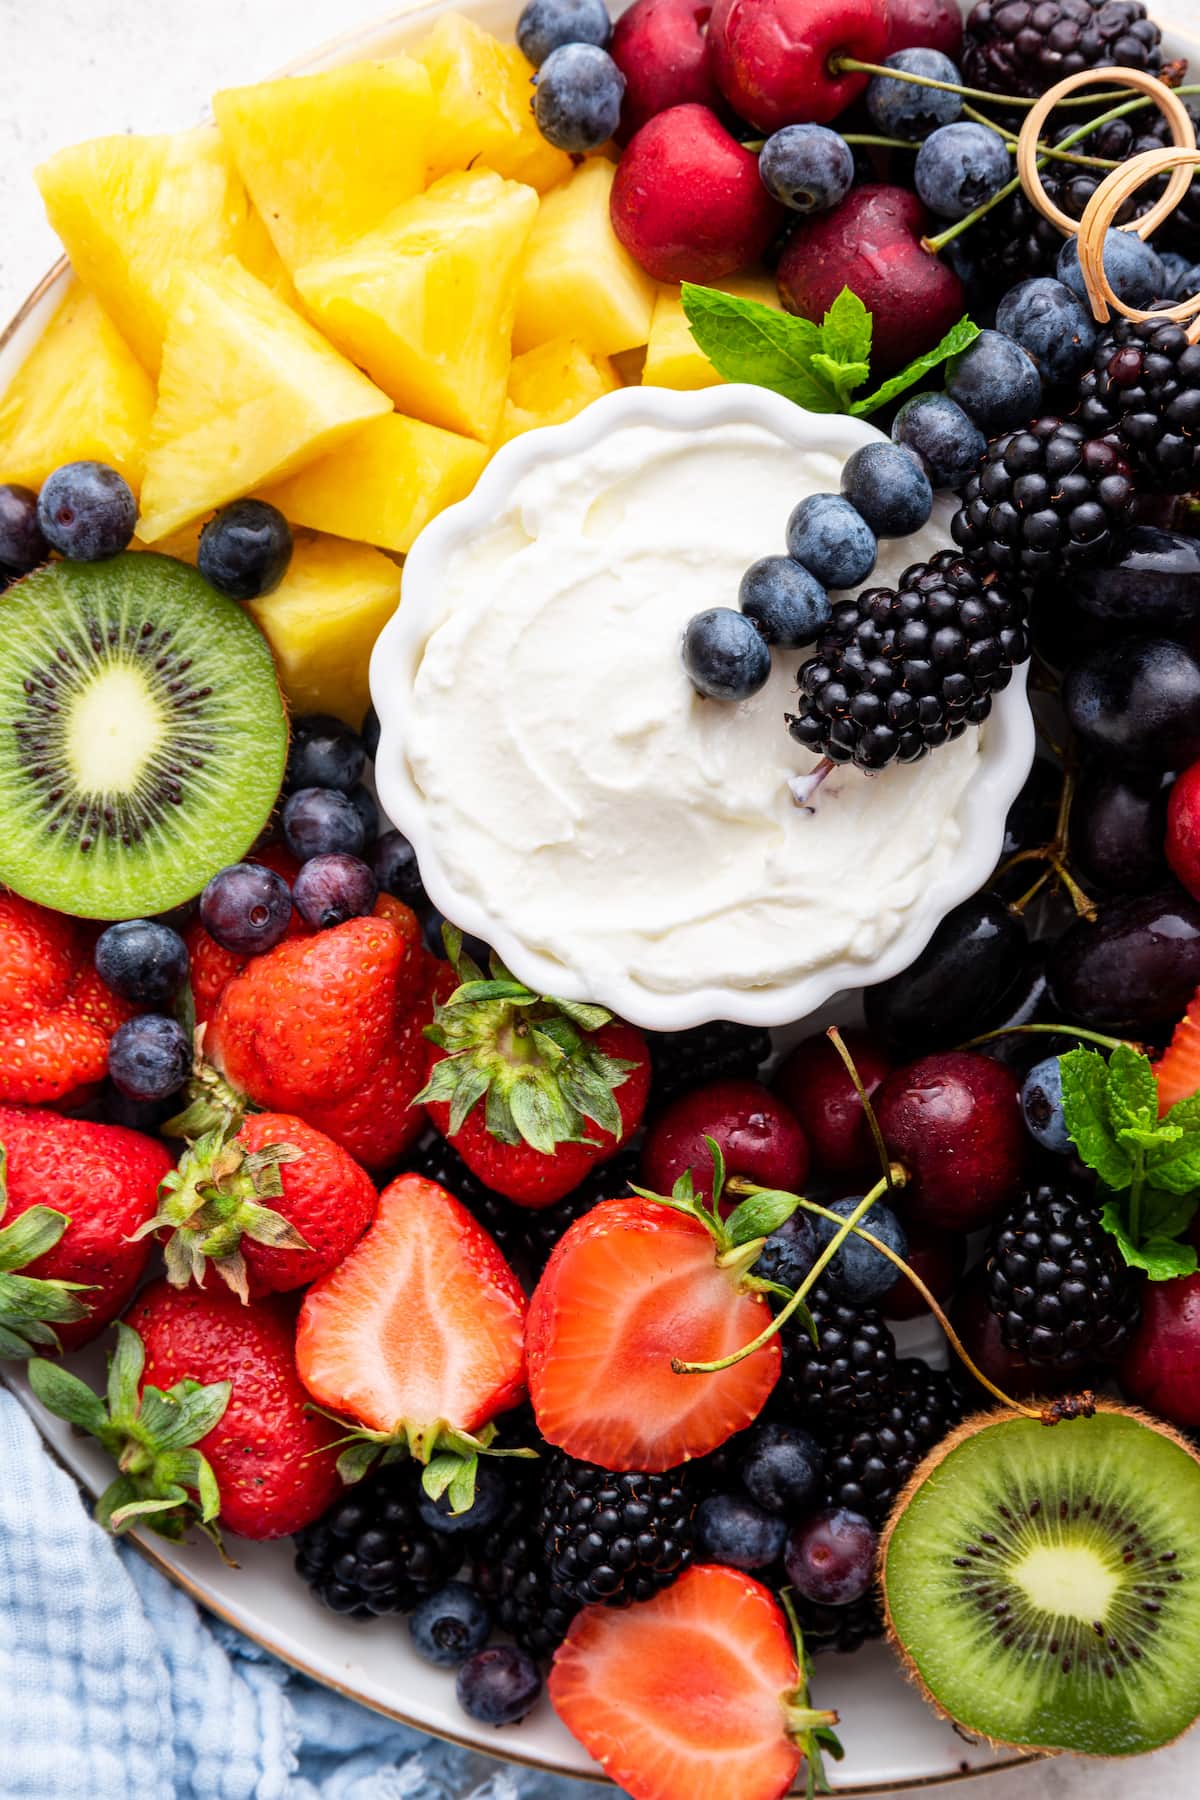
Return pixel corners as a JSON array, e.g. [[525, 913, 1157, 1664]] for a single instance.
[[403, 413, 982, 1004]]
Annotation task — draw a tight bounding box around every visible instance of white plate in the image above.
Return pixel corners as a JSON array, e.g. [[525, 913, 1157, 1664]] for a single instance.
[[2, 0, 1197, 1789]]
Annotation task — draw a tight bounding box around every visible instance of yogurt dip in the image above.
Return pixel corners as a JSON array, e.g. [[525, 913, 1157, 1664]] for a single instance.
[[403, 414, 982, 1003]]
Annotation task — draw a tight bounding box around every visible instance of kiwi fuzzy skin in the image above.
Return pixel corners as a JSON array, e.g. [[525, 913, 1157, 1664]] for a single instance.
[[878, 1398, 1200, 1757]]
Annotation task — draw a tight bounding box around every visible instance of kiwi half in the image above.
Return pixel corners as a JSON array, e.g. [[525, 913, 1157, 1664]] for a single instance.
[[881, 1402, 1200, 1756], [0, 553, 287, 918]]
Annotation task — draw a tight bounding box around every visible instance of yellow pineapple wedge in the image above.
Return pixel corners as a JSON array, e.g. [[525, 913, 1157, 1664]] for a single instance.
[[35, 127, 267, 374], [414, 13, 570, 192], [136, 260, 391, 544], [248, 533, 401, 726], [643, 274, 782, 390], [258, 413, 487, 555], [0, 284, 155, 492], [499, 338, 619, 444], [295, 169, 538, 443], [513, 159, 658, 359], [213, 59, 434, 274]]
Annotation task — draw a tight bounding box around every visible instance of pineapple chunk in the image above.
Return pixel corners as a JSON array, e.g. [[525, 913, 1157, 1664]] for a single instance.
[[258, 412, 487, 554], [35, 127, 267, 374], [499, 338, 619, 444], [248, 533, 401, 727], [415, 13, 570, 192], [136, 260, 391, 544], [213, 59, 434, 274], [295, 169, 538, 443], [513, 159, 657, 358], [0, 283, 155, 492], [643, 274, 782, 391]]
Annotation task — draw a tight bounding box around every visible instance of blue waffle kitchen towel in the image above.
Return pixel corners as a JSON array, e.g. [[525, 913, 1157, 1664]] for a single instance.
[[0, 1388, 588, 1800]]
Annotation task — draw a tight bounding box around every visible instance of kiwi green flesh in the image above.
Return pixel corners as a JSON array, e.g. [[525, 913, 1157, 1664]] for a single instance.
[[0, 553, 287, 919], [883, 1410, 1200, 1755]]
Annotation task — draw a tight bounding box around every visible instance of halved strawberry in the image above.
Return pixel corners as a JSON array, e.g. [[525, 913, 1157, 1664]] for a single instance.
[[1155, 989, 1200, 1115], [549, 1564, 839, 1800], [526, 1194, 780, 1471]]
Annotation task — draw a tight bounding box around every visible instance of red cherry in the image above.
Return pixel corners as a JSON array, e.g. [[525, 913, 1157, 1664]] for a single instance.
[[641, 1077, 810, 1203], [881, 1220, 965, 1321], [706, 0, 889, 132], [777, 184, 965, 375], [773, 1029, 890, 1180], [1166, 760, 1200, 901], [1119, 1272, 1200, 1429], [610, 0, 724, 141], [610, 103, 785, 282], [875, 1051, 1026, 1232], [884, 0, 963, 57]]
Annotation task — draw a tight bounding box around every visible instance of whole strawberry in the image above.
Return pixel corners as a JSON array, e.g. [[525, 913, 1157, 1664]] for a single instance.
[[418, 937, 650, 1207], [302, 1001, 430, 1171], [0, 1102, 172, 1349], [0, 893, 139, 1103]]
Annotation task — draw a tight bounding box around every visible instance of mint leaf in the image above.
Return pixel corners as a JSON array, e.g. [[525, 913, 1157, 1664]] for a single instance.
[[1101, 1199, 1199, 1279], [1106, 1043, 1159, 1134], [821, 288, 872, 368], [850, 316, 981, 416], [810, 352, 871, 410], [1149, 1087, 1200, 1192], [1060, 1047, 1134, 1190], [1142, 1185, 1199, 1242], [680, 284, 837, 412]]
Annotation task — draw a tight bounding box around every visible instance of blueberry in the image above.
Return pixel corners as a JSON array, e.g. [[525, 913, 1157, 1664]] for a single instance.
[[866, 49, 963, 140], [739, 556, 830, 647], [199, 861, 293, 956], [696, 1493, 787, 1571], [891, 391, 986, 491], [418, 1463, 507, 1537], [361, 703, 381, 762], [292, 853, 378, 929], [841, 442, 932, 538], [758, 124, 855, 214], [198, 499, 292, 600], [945, 328, 1043, 433], [517, 0, 611, 65], [739, 1420, 827, 1517], [785, 1507, 876, 1606], [282, 787, 367, 862], [95, 919, 189, 1006], [456, 1645, 542, 1726], [752, 1211, 816, 1290], [1159, 253, 1200, 301], [1056, 228, 1165, 312], [286, 714, 366, 792], [534, 43, 624, 153], [786, 494, 877, 589], [995, 278, 1097, 385], [682, 608, 772, 701], [346, 784, 379, 850], [409, 1582, 492, 1668], [1021, 1055, 1071, 1155], [37, 462, 137, 561], [914, 122, 1011, 222], [0, 483, 49, 574], [373, 829, 427, 907], [812, 1193, 908, 1304], [108, 1014, 192, 1103]]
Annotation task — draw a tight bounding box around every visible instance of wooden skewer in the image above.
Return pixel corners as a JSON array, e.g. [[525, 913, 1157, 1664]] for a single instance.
[[1076, 146, 1200, 338]]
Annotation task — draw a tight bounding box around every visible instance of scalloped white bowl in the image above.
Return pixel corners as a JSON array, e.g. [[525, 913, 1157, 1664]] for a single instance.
[[371, 380, 1035, 1029]]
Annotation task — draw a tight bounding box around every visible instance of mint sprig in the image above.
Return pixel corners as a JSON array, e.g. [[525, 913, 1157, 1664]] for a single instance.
[[679, 283, 979, 417], [1060, 1045, 1200, 1279]]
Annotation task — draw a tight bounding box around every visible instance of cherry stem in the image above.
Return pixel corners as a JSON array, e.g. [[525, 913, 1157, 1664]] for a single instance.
[[843, 132, 917, 150], [790, 757, 835, 810], [959, 1020, 1142, 1055], [826, 1025, 894, 1193], [829, 55, 1137, 111]]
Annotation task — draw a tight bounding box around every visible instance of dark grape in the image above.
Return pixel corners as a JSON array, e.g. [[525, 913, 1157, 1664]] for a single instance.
[[1070, 765, 1169, 896], [1065, 638, 1200, 771], [1046, 887, 1200, 1037], [1066, 527, 1200, 633], [864, 893, 1029, 1054]]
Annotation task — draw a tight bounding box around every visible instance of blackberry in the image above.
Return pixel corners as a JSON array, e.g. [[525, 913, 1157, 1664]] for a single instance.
[[475, 1519, 580, 1657], [951, 417, 1137, 581], [293, 1462, 458, 1618], [985, 1183, 1142, 1369], [1076, 317, 1200, 494], [894, 1358, 967, 1455], [787, 552, 1028, 773], [788, 1588, 885, 1653], [826, 1404, 921, 1525], [647, 1020, 772, 1111], [776, 1282, 898, 1421], [540, 1452, 696, 1607], [962, 0, 1162, 102]]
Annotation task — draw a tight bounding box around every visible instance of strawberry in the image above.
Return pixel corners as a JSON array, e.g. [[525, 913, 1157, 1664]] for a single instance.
[[0, 1102, 172, 1350], [549, 1564, 840, 1800], [296, 1174, 529, 1504], [302, 1001, 430, 1171], [1156, 988, 1200, 1115], [145, 1110, 378, 1299], [125, 1277, 343, 1538], [418, 938, 650, 1207], [0, 893, 139, 1104]]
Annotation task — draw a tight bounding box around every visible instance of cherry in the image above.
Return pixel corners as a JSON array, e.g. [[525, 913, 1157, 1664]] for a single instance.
[[773, 1029, 890, 1180], [777, 185, 965, 375], [884, 0, 963, 58], [706, 0, 889, 132], [610, 0, 724, 141], [610, 103, 785, 282], [875, 1051, 1025, 1232], [1119, 1273, 1200, 1429], [1166, 760, 1200, 902], [641, 1077, 810, 1202], [881, 1220, 965, 1321]]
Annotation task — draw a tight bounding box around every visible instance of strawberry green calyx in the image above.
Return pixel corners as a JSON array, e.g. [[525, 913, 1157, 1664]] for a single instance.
[[163, 1051, 251, 1141], [26, 1323, 231, 1547], [0, 1145, 91, 1358], [416, 928, 637, 1154], [317, 1412, 537, 1512], [632, 1137, 810, 1298], [779, 1590, 844, 1798]]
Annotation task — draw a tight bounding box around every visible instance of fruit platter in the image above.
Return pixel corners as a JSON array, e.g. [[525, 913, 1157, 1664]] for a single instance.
[[8, 0, 1200, 1791]]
